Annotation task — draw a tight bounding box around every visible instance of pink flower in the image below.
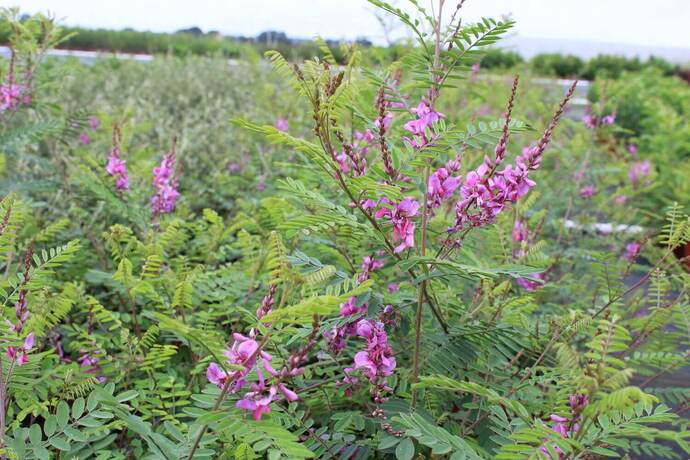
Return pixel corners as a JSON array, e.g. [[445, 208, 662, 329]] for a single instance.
[[88, 116, 100, 131], [516, 273, 545, 291], [237, 385, 276, 421], [376, 197, 419, 253], [275, 118, 289, 132], [627, 143, 637, 156], [151, 148, 179, 215], [374, 112, 393, 131], [452, 143, 544, 233], [347, 319, 396, 403], [614, 195, 627, 205], [106, 153, 130, 191], [601, 112, 616, 125], [628, 160, 651, 186], [579, 186, 594, 199], [428, 167, 461, 208], [339, 297, 367, 317], [0, 80, 29, 112], [335, 151, 350, 173], [7, 333, 34, 367], [79, 133, 91, 145], [512, 219, 528, 243], [357, 255, 384, 283], [387, 283, 399, 293], [206, 362, 228, 386], [228, 161, 242, 174], [583, 106, 615, 129], [403, 101, 444, 148], [625, 242, 641, 262]]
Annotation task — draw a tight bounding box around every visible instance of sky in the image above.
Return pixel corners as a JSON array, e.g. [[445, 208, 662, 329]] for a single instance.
[[3, 0, 690, 50]]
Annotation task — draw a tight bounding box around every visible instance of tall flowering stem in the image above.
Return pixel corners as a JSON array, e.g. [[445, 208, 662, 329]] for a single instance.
[[151, 137, 180, 217], [1, 245, 36, 444], [106, 126, 130, 191], [440, 79, 577, 259], [297, 63, 449, 333], [376, 86, 397, 180]]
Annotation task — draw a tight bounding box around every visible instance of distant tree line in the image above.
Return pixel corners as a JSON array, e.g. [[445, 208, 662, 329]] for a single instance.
[[0, 19, 686, 80]]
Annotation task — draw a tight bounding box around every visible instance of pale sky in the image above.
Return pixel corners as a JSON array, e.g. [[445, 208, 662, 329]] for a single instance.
[[4, 0, 690, 49]]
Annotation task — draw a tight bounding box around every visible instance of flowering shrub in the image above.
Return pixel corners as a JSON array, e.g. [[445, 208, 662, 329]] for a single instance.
[[0, 3, 689, 460]]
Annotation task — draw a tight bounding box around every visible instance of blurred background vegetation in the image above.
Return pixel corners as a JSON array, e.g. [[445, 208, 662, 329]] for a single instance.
[[1, 18, 688, 81]]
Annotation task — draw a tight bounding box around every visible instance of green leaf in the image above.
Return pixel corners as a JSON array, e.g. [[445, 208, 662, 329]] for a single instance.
[[87, 390, 101, 411], [57, 401, 70, 427], [379, 434, 401, 450], [32, 445, 50, 460], [72, 397, 85, 419], [396, 438, 415, 460], [116, 390, 139, 402], [63, 426, 88, 443], [44, 415, 57, 437], [48, 436, 71, 451], [28, 424, 42, 445]]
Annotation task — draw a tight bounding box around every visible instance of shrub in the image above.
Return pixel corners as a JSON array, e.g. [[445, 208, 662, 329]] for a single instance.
[[1, 3, 689, 460]]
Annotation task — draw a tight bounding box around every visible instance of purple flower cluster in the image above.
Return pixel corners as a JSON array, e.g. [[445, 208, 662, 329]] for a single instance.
[[625, 242, 641, 262], [151, 141, 180, 215], [324, 297, 368, 354], [207, 287, 316, 421], [336, 128, 375, 176], [628, 160, 651, 187], [452, 145, 537, 232], [0, 79, 30, 113], [357, 255, 384, 283], [579, 185, 595, 199], [403, 101, 444, 149], [106, 147, 130, 191], [106, 128, 129, 191], [375, 197, 420, 253], [448, 77, 573, 234], [428, 166, 461, 209], [78, 116, 100, 146], [583, 106, 615, 129], [343, 319, 396, 403], [78, 352, 106, 382], [542, 394, 589, 459]]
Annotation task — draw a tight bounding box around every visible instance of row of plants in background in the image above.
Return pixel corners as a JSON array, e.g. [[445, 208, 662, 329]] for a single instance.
[[0, 2, 689, 460], [1, 9, 688, 81]]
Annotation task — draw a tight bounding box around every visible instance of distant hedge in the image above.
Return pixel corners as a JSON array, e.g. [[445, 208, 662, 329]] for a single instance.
[[527, 52, 680, 79], [0, 20, 686, 80]]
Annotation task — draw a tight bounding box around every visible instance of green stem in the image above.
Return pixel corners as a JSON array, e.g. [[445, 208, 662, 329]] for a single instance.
[[412, 163, 432, 408]]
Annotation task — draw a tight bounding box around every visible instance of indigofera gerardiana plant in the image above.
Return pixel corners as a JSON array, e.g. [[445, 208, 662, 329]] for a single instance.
[[0, 2, 688, 460]]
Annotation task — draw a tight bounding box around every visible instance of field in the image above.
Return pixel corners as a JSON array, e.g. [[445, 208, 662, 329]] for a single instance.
[[0, 6, 689, 460]]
